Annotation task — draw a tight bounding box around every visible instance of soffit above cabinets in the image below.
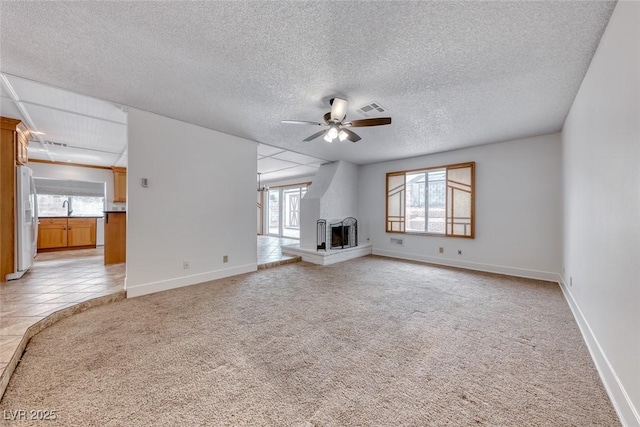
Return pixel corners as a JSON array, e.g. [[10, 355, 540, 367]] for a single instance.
[[1, 74, 128, 168]]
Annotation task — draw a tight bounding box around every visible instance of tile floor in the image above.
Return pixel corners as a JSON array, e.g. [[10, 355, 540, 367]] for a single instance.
[[0, 236, 298, 395], [257, 235, 299, 264], [0, 248, 125, 381]]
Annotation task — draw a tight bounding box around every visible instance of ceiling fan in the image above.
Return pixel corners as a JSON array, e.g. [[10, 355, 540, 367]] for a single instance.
[[281, 97, 392, 143]]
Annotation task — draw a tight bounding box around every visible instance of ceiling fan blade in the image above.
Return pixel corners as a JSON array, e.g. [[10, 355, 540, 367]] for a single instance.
[[341, 128, 361, 143], [303, 129, 328, 142], [281, 120, 325, 126], [346, 117, 392, 127], [330, 97, 348, 121]]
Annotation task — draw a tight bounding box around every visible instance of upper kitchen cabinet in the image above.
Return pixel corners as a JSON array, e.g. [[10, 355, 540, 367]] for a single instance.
[[1, 117, 28, 166], [15, 122, 29, 165], [112, 167, 126, 202]]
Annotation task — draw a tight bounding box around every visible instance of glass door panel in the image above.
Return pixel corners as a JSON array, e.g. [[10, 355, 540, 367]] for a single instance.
[[267, 189, 280, 235], [282, 188, 301, 238]]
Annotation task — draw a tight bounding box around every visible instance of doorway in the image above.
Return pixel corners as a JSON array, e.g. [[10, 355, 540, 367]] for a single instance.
[[266, 184, 307, 239]]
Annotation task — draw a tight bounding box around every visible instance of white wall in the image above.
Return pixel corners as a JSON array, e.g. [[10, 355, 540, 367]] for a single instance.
[[126, 109, 257, 297], [562, 1, 640, 425], [358, 133, 562, 280], [28, 161, 124, 210]]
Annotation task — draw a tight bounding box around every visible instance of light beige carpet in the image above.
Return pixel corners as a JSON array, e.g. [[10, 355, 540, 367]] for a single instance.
[[0, 256, 619, 426]]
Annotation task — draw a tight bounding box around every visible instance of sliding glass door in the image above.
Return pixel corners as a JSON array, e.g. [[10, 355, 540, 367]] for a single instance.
[[267, 189, 280, 235], [266, 185, 307, 239]]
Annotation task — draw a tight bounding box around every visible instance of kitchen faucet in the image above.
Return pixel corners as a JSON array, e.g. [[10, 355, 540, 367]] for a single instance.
[[62, 200, 73, 216]]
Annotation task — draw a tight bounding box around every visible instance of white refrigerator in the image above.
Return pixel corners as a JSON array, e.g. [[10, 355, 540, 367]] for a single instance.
[[7, 165, 38, 281]]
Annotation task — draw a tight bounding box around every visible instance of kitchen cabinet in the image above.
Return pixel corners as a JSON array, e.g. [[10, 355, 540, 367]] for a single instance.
[[37, 218, 68, 250], [1, 117, 24, 279], [1, 118, 17, 279], [15, 123, 28, 165], [37, 217, 97, 250], [67, 218, 97, 247], [112, 167, 127, 203], [104, 211, 126, 265]]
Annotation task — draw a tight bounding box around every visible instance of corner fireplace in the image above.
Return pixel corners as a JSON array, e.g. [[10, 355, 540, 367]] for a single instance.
[[331, 225, 350, 248], [317, 217, 358, 250]]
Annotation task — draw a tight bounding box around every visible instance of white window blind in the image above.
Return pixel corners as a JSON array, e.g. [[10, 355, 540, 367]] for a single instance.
[[34, 178, 105, 197]]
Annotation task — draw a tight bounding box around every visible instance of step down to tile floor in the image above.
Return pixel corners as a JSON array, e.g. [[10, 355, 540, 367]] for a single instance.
[[257, 256, 302, 270]]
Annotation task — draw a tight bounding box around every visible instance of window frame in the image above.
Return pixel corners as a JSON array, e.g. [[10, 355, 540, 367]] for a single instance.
[[386, 161, 475, 239]]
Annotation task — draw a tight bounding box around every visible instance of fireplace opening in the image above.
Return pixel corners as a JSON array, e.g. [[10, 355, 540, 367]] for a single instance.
[[331, 226, 350, 248]]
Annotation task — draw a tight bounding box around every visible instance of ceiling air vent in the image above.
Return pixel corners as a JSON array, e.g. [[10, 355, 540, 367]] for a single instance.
[[43, 140, 68, 147], [356, 101, 387, 117]]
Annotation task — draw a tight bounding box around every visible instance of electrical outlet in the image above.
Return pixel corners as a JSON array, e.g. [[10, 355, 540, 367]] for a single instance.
[[438, 247, 444, 254], [183, 261, 190, 270], [458, 250, 462, 255], [223, 255, 228, 263], [570, 276, 573, 287]]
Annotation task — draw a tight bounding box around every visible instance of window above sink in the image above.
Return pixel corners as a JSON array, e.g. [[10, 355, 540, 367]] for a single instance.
[[34, 178, 106, 217]]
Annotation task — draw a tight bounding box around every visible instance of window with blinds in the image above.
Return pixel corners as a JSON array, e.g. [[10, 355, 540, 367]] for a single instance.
[[34, 178, 106, 217], [386, 162, 474, 238]]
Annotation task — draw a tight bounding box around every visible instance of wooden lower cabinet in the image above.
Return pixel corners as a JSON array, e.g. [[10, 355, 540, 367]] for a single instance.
[[104, 212, 126, 265], [68, 218, 97, 247], [38, 218, 68, 250], [37, 217, 96, 251]]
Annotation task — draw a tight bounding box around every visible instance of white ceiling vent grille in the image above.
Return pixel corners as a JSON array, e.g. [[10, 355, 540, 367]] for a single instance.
[[356, 102, 387, 117], [43, 140, 68, 147]]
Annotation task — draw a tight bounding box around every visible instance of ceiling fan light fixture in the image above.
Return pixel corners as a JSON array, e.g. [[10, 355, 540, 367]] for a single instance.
[[282, 96, 392, 143], [327, 126, 339, 140]]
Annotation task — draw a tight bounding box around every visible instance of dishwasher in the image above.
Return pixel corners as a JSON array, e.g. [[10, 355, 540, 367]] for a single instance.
[[96, 217, 105, 246]]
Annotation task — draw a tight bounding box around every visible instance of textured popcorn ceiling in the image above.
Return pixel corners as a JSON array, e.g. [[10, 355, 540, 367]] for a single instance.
[[0, 1, 616, 165]]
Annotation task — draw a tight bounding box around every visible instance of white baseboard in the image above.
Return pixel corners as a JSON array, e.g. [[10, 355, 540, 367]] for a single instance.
[[372, 248, 561, 282], [125, 263, 257, 298], [558, 277, 640, 427]]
